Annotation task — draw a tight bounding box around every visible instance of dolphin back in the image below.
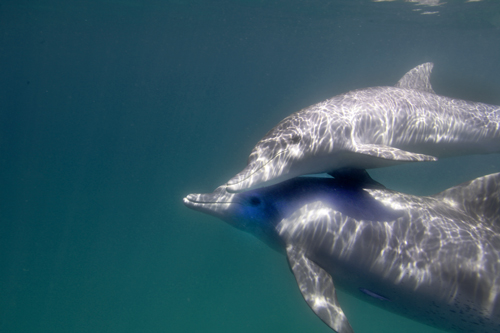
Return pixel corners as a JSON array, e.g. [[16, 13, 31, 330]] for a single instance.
[[433, 172, 500, 230]]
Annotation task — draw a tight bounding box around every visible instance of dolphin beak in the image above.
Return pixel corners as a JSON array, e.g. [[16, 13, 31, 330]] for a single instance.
[[183, 186, 235, 218]]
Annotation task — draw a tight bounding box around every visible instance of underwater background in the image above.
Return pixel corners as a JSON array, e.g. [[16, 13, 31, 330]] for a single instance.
[[1, 0, 500, 332]]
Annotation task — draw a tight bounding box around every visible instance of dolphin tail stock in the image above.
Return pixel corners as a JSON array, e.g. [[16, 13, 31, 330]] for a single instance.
[[286, 245, 354, 333], [433, 172, 500, 229]]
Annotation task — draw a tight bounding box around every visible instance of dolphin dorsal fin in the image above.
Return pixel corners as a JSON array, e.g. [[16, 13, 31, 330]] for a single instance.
[[395, 62, 435, 94], [433, 173, 500, 229]]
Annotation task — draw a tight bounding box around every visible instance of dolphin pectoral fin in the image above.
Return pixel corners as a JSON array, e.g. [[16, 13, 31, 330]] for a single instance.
[[328, 168, 385, 189], [286, 245, 354, 333], [353, 143, 438, 163]]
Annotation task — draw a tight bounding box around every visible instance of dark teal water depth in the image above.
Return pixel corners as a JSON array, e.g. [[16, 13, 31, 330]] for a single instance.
[[1, 1, 500, 332]]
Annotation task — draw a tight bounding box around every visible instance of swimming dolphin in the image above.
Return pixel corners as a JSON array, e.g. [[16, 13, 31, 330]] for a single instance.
[[225, 63, 500, 192], [184, 174, 500, 333]]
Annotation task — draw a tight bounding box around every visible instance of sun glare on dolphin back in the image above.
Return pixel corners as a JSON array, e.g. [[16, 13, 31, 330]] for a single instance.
[[225, 62, 500, 193]]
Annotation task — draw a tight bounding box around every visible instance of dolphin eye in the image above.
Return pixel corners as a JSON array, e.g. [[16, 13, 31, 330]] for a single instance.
[[290, 134, 301, 144], [249, 196, 261, 206]]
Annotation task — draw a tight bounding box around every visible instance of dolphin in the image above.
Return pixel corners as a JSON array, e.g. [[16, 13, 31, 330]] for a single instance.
[[184, 174, 500, 333], [225, 63, 500, 192]]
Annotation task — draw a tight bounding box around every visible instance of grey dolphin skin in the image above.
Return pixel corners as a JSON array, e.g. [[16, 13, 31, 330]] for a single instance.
[[226, 63, 500, 192], [184, 174, 500, 333]]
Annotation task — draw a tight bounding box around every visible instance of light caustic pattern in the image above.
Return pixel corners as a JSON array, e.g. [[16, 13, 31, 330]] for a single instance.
[[226, 63, 500, 193], [277, 175, 500, 332], [185, 173, 500, 333]]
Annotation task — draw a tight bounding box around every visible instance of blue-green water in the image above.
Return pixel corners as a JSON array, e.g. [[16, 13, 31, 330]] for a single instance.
[[1, 1, 500, 332]]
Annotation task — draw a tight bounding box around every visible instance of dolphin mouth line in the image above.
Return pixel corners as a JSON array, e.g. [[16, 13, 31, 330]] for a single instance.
[[184, 197, 253, 209], [184, 196, 232, 205], [184, 196, 252, 206], [227, 149, 289, 186], [185, 199, 232, 205]]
